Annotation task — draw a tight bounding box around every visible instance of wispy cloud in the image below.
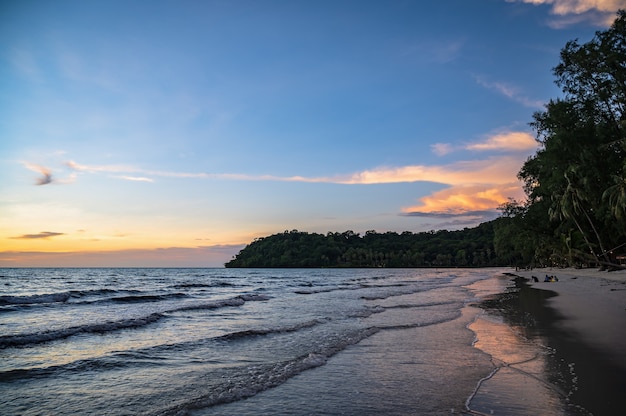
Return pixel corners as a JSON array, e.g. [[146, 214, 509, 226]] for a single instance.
[[65, 160, 142, 174], [22, 162, 77, 185], [23, 163, 53, 185], [52, 154, 530, 217], [115, 176, 155, 183], [430, 131, 538, 156], [474, 76, 544, 108], [430, 143, 455, 156], [333, 157, 523, 185], [506, 0, 622, 27], [11, 231, 65, 240], [59, 154, 528, 187], [465, 131, 537, 152], [65, 160, 318, 182]]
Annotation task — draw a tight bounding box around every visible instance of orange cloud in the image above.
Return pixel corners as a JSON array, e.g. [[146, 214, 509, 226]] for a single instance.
[[334, 155, 531, 217], [466, 132, 537, 152], [60, 156, 526, 186], [56, 153, 531, 217], [509, 0, 621, 26], [336, 156, 524, 185], [402, 182, 526, 215], [514, 0, 622, 15], [430, 131, 538, 157]]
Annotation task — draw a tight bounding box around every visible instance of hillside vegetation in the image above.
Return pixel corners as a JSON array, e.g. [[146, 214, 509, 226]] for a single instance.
[[226, 223, 500, 268], [497, 12, 626, 270]]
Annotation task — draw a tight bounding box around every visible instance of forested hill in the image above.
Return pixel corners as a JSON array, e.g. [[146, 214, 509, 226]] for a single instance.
[[225, 221, 501, 268]]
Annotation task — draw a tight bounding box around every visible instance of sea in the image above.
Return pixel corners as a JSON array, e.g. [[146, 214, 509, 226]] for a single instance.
[[0, 268, 586, 415]]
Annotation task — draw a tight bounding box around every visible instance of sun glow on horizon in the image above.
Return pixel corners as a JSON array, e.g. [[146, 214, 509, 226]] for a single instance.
[[4, 136, 536, 265], [3, 1, 607, 266]]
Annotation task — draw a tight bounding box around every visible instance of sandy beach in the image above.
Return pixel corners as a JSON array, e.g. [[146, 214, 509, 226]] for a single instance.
[[515, 267, 626, 369], [468, 267, 626, 415]]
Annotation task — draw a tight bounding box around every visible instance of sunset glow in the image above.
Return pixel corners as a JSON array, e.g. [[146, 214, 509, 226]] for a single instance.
[[2, 1, 617, 266]]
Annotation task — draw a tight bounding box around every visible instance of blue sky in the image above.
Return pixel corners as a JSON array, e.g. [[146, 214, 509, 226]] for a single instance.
[[1, 0, 623, 266]]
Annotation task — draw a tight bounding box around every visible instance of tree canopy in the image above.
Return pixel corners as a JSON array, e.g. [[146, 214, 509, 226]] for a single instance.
[[511, 11, 626, 269], [225, 224, 501, 268]]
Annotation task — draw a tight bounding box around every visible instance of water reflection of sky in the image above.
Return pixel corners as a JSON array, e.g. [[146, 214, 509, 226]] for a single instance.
[[467, 315, 582, 416]]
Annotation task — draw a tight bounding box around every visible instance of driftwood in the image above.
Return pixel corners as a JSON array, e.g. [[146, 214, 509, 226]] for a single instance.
[[598, 261, 626, 271]]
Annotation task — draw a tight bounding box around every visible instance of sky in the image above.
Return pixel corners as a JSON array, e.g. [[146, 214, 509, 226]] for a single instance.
[[1, 0, 624, 267]]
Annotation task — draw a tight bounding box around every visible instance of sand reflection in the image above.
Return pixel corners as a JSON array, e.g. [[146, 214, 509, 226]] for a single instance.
[[466, 314, 584, 416]]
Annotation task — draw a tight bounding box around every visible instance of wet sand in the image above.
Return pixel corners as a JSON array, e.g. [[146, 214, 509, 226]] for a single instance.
[[470, 268, 626, 415], [516, 268, 626, 368]]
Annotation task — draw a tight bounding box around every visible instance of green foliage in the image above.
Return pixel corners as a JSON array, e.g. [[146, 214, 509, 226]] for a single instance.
[[225, 224, 501, 268], [512, 11, 626, 268]]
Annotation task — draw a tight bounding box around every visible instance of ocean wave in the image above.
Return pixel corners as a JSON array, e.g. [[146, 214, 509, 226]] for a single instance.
[[172, 283, 215, 289], [360, 286, 427, 300], [347, 304, 387, 318], [0, 290, 192, 311], [293, 284, 358, 295], [0, 292, 72, 306], [0, 319, 326, 382], [171, 280, 242, 289], [0, 293, 272, 349], [294, 281, 415, 296], [157, 327, 381, 415], [375, 309, 463, 331], [0, 313, 165, 348], [170, 294, 271, 313], [237, 294, 271, 302], [0, 354, 134, 382], [383, 300, 461, 309], [109, 293, 188, 303], [216, 319, 321, 341], [0, 288, 126, 307]]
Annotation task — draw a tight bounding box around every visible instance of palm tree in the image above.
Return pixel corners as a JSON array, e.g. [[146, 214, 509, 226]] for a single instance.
[[549, 169, 612, 264], [603, 175, 626, 220]]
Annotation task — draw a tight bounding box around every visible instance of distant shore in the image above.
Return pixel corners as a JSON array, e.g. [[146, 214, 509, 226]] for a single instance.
[[476, 267, 626, 414]]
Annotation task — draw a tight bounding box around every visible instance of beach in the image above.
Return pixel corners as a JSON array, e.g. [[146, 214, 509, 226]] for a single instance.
[[515, 268, 626, 367], [468, 267, 626, 415]]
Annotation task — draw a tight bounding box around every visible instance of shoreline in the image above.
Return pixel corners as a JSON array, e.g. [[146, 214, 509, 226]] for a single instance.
[[468, 268, 626, 415], [514, 267, 626, 369]]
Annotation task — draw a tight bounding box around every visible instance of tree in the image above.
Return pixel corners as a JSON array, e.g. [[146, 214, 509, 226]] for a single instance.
[[518, 11, 626, 268], [225, 226, 501, 268]]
